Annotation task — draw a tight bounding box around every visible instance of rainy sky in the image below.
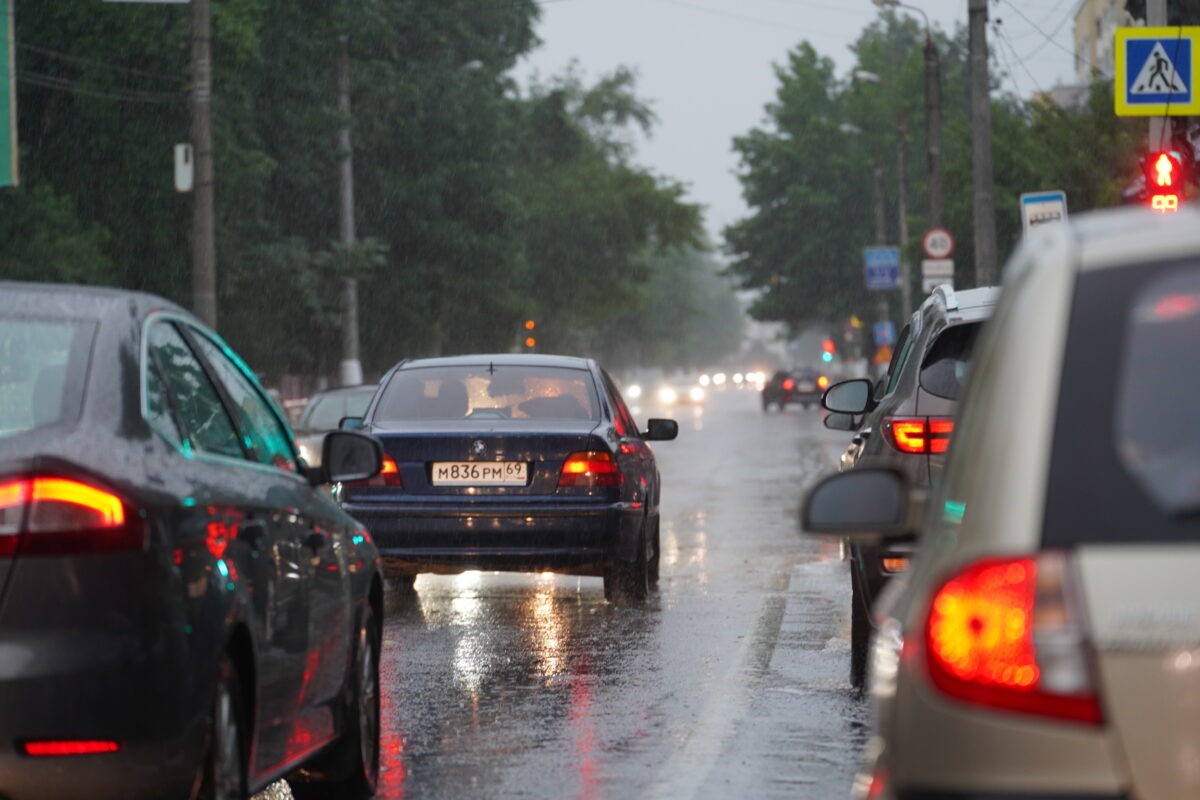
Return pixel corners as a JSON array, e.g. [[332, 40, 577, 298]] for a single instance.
[[518, 0, 1079, 244]]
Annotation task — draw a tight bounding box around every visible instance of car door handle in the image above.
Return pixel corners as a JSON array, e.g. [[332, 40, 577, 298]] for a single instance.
[[238, 520, 266, 548], [304, 531, 326, 553]]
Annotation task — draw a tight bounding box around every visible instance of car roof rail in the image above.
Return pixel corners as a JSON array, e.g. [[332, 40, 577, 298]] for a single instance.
[[931, 283, 959, 311]]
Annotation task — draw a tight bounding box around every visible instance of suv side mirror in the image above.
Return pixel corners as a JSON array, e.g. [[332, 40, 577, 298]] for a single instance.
[[317, 431, 382, 485], [801, 467, 920, 541], [339, 416, 365, 431], [644, 418, 679, 441], [822, 379, 875, 414], [823, 412, 859, 432]]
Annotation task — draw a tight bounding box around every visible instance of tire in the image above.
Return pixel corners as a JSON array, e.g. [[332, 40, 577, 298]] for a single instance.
[[648, 517, 661, 591], [198, 655, 247, 800], [300, 605, 381, 799], [850, 571, 870, 690], [604, 526, 649, 605]]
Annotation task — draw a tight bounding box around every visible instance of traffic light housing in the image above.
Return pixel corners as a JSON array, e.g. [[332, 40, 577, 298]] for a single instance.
[[821, 338, 836, 363], [1142, 149, 1188, 213]]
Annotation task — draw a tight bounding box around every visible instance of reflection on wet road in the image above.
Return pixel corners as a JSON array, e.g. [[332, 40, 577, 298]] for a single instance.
[[264, 386, 867, 800]]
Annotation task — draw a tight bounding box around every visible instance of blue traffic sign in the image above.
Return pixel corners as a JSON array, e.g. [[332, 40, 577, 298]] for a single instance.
[[1115, 27, 1200, 116], [873, 321, 896, 347], [863, 246, 900, 291]]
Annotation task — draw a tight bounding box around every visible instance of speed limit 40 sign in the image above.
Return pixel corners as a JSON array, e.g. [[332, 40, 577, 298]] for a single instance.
[[922, 228, 954, 259]]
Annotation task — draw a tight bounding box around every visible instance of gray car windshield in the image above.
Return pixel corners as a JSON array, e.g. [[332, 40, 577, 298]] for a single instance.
[[374, 365, 600, 422], [1116, 272, 1200, 515], [0, 318, 89, 437]]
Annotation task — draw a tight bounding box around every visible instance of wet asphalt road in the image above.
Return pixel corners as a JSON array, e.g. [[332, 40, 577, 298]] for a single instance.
[[264, 386, 867, 800]]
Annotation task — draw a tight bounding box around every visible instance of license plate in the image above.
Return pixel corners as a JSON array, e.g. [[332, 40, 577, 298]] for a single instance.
[[431, 461, 528, 486], [798, 381, 815, 391]]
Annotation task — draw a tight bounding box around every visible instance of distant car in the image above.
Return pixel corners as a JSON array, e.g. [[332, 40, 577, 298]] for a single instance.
[[822, 284, 1000, 687], [805, 207, 1200, 800], [790, 366, 829, 408], [654, 379, 706, 408], [294, 384, 377, 467], [761, 370, 796, 411], [0, 282, 385, 800], [338, 354, 678, 604]]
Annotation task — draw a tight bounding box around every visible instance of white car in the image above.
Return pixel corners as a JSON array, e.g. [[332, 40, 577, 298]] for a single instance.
[[804, 207, 1200, 799]]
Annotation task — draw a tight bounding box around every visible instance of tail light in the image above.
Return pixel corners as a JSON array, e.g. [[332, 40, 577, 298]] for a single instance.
[[883, 416, 954, 455], [344, 455, 401, 488], [21, 739, 121, 757], [0, 476, 141, 557], [558, 452, 620, 488], [924, 552, 1102, 724], [781, 378, 795, 391]]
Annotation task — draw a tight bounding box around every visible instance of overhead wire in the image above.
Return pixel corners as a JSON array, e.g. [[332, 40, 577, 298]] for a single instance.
[[995, 0, 1076, 62]]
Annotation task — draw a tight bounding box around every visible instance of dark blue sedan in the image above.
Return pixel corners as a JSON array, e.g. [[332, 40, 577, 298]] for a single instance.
[[338, 354, 677, 604]]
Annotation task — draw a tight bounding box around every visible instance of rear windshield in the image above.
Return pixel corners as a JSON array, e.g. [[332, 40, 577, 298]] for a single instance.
[[919, 322, 983, 400], [1115, 271, 1200, 515], [1044, 261, 1200, 546], [374, 365, 600, 422], [0, 318, 91, 436], [299, 389, 375, 431]]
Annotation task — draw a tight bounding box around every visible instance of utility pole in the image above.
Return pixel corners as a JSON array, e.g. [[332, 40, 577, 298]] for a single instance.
[[896, 111, 911, 316], [190, 0, 216, 328], [924, 32, 943, 227], [968, 0, 997, 287], [336, 36, 363, 387], [872, 158, 890, 369]]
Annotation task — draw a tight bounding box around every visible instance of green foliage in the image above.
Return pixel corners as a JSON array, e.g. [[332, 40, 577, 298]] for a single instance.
[[726, 12, 1146, 330], [4, 1, 721, 382]]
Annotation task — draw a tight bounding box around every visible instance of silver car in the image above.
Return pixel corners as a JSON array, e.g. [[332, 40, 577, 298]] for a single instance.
[[805, 206, 1200, 799]]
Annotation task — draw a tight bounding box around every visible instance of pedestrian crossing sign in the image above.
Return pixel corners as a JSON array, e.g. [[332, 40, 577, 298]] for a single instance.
[[1115, 27, 1200, 116]]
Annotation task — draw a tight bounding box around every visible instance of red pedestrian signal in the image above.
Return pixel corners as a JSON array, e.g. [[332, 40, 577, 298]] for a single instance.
[[1143, 150, 1187, 214]]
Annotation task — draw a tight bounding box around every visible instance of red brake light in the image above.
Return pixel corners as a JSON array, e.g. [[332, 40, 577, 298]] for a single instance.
[[925, 554, 1101, 724], [782, 378, 795, 391], [22, 739, 121, 757], [883, 417, 953, 455], [345, 454, 401, 488], [0, 476, 140, 557], [558, 451, 620, 488]]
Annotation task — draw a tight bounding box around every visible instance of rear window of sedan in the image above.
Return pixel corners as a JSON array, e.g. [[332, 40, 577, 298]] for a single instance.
[[0, 317, 92, 437], [374, 365, 600, 422], [1044, 260, 1200, 546]]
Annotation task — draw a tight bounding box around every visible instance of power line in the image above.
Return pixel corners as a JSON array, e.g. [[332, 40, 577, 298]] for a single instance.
[[16, 70, 184, 104], [994, 22, 1045, 97], [17, 42, 184, 84], [996, 0, 1076, 62], [651, 0, 853, 36]]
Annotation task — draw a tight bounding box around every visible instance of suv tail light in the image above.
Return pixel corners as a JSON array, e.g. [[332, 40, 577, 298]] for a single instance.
[[344, 455, 401, 488], [883, 416, 954, 455], [781, 378, 795, 391], [558, 452, 620, 488], [924, 552, 1102, 724], [0, 476, 142, 557]]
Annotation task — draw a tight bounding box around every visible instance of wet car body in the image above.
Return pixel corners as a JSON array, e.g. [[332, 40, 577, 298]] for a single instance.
[[825, 285, 999, 687], [339, 354, 677, 603], [0, 283, 383, 800], [809, 207, 1200, 800]]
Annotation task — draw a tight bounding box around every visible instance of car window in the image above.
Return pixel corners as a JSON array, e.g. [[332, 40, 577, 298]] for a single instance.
[[301, 390, 373, 431], [884, 324, 914, 396], [374, 365, 600, 422], [1115, 271, 1200, 515], [0, 317, 91, 437], [188, 332, 298, 473], [148, 321, 244, 459], [919, 322, 983, 401], [145, 361, 184, 446], [602, 371, 640, 438]]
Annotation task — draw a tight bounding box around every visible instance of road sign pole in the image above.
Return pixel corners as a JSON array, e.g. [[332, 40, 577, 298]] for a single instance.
[[1149, 0, 1167, 149]]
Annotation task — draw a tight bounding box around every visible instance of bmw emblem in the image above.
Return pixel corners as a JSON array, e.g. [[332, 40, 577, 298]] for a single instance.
[[471, 440, 487, 457]]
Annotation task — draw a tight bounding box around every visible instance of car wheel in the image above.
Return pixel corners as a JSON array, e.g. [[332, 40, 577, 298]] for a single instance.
[[298, 605, 381, 799], [648, 517, 661, 591], [199, 655, 247, 800], [604, 526, 649, 606], [850, 572, 869, 690]]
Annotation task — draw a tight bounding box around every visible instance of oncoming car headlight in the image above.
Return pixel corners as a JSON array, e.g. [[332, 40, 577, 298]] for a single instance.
[[657, 386, 678, 405]]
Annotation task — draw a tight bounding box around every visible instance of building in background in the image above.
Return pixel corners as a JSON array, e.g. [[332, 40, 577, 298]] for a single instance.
[[1074, 0, 1137, 83]]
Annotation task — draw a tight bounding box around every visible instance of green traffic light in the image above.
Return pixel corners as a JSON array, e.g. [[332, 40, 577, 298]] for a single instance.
[[821, 352, 833, 363]]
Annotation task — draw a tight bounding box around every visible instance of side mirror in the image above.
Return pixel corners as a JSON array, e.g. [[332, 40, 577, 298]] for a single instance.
[[822, 379, 875, 414], [318, 431, 383, 485], [823, 412, 859, 432], [801, 467, 920, 541], [644, 418, 679, 441], [339, 416, 365, 431]]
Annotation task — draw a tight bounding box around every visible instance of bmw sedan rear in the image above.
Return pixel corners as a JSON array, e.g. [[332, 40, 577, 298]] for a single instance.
[[338, 355, 677, 604]]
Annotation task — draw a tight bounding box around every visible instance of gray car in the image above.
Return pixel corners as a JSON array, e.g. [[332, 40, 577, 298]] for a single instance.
[[823, 284, 999, 688]]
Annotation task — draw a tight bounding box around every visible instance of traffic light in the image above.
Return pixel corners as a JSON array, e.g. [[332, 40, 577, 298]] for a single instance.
[[821, 338, 836, 363], [1142, 150, 1187, 213]]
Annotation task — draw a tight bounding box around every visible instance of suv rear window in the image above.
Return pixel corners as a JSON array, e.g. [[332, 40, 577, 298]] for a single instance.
[[919, 322, 983, 400], [1115, 271, 1200, 515], [0, 318, 91, 437], [1044, 261, 1200, 546], [375, 365, 599, 422]]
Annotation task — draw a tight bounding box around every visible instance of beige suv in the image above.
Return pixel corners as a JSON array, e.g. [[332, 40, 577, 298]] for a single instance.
[[804, 206, 1200, 800]]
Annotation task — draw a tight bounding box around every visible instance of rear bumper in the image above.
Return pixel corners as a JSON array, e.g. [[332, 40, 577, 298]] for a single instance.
[[344, 499, 645, 575], [897, 792, 1128, 800]]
